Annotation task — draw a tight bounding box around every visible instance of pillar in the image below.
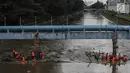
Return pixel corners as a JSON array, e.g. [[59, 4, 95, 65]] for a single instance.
[[112, 31, 118, 56], [112, 64, 117, 73], [112, 31, 118, 73]]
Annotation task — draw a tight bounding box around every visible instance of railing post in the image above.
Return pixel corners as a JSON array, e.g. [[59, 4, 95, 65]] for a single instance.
[[117, 25, 118, 31], [51, 16, 52, 26], [20, 16, 22, 37], [34, 31, 39, 50], [52, 26, 55, 38], [62, 25, 64, 39], [115, 27, 118, 39], [84, 26, 86, 39], [66, 16, 68, 25], [7, 29, 9, 34], [37, 30, 39, 40], [22, 30, 24, 34], [52, 28, 54, 33], [37, 30, 39, 33], [99, 24, 101, 39], [67, 26, 70, 39], [4, 17, 6, 26], [129, 29, 130, 39], [106, 25, 108, 39], [35, 16, 37, 26], [20, 17, 22, 26], [112, 31, 118, 56]]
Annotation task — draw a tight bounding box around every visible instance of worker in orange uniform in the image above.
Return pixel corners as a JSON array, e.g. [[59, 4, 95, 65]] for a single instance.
[[112, 57, 116, 64], [31, 51, 35, 60], [122, 55, 127, 64], [12, 50, 17, 57], [15, 51, 19, 59], [115, 55, 119, 61], [12, 50, 21, 59], [16, 53, 21, 60], [115, 55, 120, 65], [22, 55, 26, 62], [107, 55, 110, 62]]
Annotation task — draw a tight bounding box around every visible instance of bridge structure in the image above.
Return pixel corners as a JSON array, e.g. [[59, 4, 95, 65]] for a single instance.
[[0, 25, 130, 39], [0, 25, 128, 65]]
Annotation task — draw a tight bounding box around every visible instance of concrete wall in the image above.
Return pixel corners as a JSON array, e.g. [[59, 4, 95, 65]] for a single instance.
[[107, 2, 130, 14], [107, 0, 130, 13], [125, 4, 130, 13], [108, 5, 117, 12]]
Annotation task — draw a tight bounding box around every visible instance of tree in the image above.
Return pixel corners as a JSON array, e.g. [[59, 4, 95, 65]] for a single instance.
[[89, 1, 105, 9], [0, 0, 84, 25]]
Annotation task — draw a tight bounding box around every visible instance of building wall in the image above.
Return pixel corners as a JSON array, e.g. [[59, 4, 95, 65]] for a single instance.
[[126, 4, 130, 13], [108, 5, 117, 12], [108, 0, 120, 6], [117, 3, 130, 13], [107, 0, 119, 11], [107, 0, 130, 13]]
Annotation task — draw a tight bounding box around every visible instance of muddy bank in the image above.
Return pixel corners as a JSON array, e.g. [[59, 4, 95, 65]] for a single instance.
[[0, 39, 95, 63], [0, 40, 99, 63], [0, 40, 130, 63], [0, 40, 65, 62]]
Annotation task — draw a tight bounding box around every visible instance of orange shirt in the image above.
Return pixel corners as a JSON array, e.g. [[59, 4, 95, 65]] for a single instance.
[[116, 56, 119, 60], [22, 57, 25, 62], [32, 52, 35, 56], [112, 57, 115, 63], [107, 56, 110, 61]]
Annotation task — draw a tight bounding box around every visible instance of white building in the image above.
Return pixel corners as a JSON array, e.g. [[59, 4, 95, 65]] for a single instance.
[[107, 0, 130, 14], [107, 0, 119, 12]]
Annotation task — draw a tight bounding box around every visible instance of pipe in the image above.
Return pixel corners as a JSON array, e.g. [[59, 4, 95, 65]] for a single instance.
[[0, 25, 130, 31]]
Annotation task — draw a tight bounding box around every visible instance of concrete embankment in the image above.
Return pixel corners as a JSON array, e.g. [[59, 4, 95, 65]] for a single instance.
[[102, 10, 130, 25]]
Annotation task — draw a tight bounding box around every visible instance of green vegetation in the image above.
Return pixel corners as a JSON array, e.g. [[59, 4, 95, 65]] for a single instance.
[[0, 0, 84, 25]]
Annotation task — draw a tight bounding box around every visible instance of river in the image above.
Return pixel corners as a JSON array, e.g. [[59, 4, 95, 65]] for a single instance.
[[0, 12, 130, 73]]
